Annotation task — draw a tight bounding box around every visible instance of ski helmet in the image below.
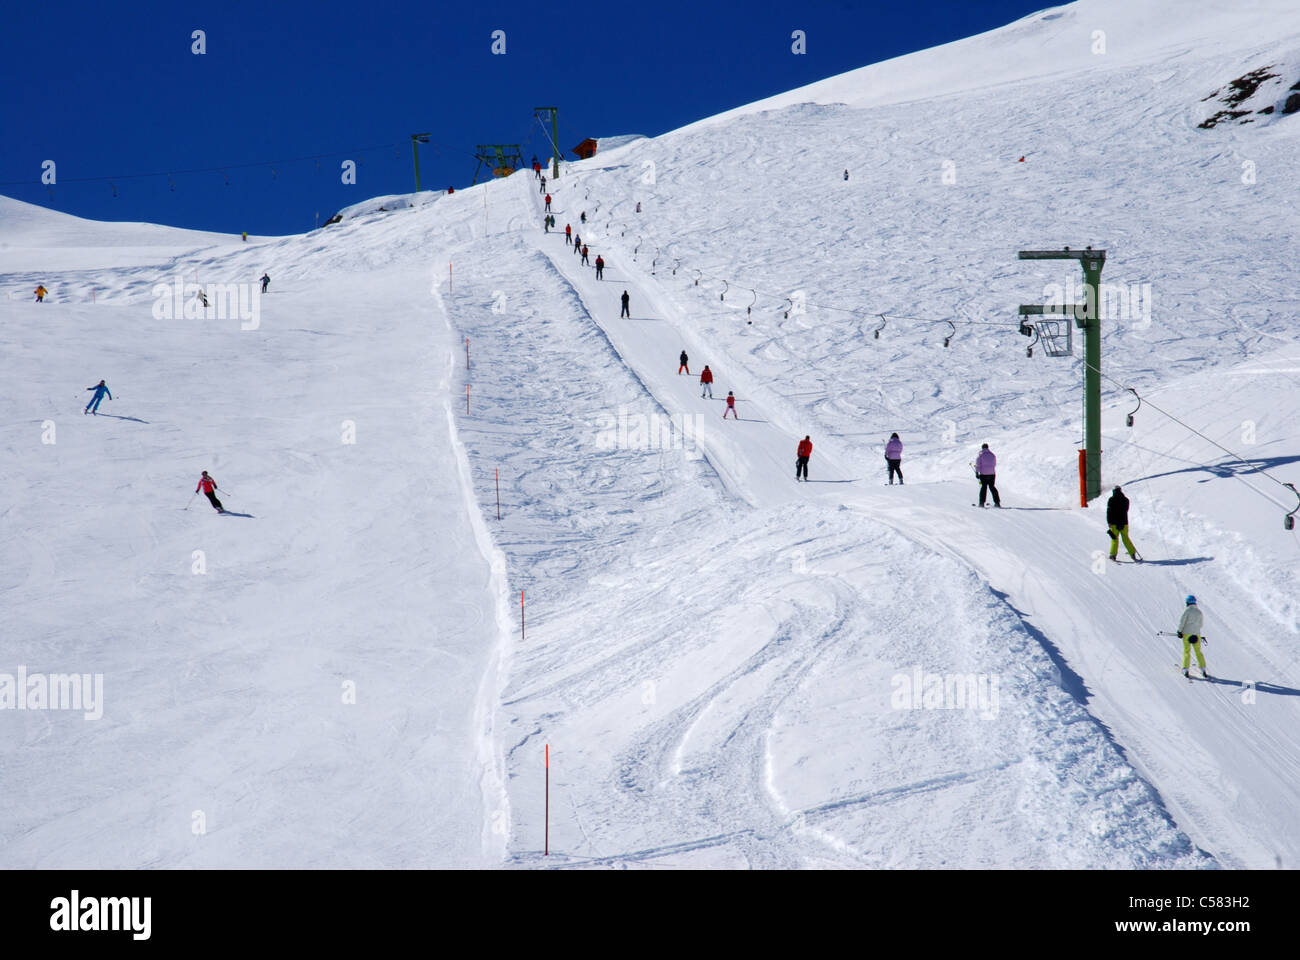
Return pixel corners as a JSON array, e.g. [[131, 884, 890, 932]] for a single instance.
[[1185, 595, 1197, 605]]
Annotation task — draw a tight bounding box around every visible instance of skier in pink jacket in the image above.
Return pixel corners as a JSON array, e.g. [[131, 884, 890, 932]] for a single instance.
[[885, 433, 903, 485], [975, 443, 1000, 508]]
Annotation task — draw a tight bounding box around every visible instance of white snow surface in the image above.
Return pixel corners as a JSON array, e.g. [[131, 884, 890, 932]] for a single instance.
[[3, 0, 1299, 868]]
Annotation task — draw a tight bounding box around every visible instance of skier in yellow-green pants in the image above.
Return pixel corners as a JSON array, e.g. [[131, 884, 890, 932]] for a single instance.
[[1106, 486, 1141, 561], [1177, 595, 1208, 679]]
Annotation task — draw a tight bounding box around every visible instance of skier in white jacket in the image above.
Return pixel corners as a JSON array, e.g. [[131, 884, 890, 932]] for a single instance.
[[1177, 595, 1208, 679]]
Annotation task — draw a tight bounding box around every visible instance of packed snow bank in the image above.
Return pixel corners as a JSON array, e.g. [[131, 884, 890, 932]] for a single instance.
[[327, 191, 444, 224], [587, 135, 647, 153]]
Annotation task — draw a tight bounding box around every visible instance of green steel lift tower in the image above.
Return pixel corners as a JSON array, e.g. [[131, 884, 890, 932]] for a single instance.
[[411, 133, 431, 193], [1018, 247, 1106, 506]]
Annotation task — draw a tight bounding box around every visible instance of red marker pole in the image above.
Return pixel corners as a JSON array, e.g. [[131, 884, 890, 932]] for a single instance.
[[449, 262, 453, 293], [544, 743, 549, 857], [495, 467, 501, 520], [1078, 449, 1087, 508]]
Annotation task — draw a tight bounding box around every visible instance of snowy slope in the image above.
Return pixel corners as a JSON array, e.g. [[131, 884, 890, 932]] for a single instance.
[[0, 210, 509, 867], [476, 0, 1300, 866], [0, 195, 251, 277], [4, 0, 1299, 869]]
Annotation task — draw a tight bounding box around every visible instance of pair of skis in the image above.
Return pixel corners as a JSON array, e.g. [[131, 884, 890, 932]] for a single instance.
[[1156, 631, 1210, 682]]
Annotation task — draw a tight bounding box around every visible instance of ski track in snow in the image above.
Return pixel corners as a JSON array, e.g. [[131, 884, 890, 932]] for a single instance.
[[433, 170, 1213, 867]]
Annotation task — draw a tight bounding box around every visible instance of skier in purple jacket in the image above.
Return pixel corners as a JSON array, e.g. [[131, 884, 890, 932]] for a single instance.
[[885, 433, 904, 485], [975, 443, 1001, 507]]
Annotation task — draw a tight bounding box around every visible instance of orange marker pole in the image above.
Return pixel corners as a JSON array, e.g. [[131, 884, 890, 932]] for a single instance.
[[544, 743, 549, 857]]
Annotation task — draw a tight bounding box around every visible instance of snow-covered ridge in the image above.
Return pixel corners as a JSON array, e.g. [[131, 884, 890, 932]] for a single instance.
[[684, 0, 1300, 128]]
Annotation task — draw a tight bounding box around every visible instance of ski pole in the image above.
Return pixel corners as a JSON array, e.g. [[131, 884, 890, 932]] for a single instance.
[[185, 492, 196, 511]]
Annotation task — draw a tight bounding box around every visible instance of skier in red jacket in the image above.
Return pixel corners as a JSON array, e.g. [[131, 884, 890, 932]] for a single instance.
[[723, 391, 737, 419], [796, 436, 813, 481], [196, 470, 224, 513], [565, 223, 572, 245], [544, 194, 552, 212], [700, 365, 713, 398]]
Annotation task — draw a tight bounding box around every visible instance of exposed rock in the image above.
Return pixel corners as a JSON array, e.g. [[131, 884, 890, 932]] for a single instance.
[[1223, 66, 1278, 106], [1198, 109, 1251, 129]]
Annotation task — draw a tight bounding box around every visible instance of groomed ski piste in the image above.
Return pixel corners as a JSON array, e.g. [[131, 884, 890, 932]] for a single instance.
[[3, 0, 1299, 869]]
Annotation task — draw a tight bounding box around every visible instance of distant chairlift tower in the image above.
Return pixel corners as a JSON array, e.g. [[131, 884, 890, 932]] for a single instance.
[[411, 133, 431, 193], [534, 107, 560, 179], [1017, 246, 1106, 507]]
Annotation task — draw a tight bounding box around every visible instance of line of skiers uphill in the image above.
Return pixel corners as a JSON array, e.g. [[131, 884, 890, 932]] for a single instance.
[[546, 176, 1195, 672]]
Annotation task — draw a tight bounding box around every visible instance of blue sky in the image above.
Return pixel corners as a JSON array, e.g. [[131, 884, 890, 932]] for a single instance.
[[1, 0, 1051, 235]]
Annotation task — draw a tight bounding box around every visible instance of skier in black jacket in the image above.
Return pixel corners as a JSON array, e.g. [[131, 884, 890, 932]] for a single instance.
[[1107, 485, 1141, 562]]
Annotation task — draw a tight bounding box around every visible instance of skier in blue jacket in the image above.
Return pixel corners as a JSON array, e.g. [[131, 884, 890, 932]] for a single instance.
[[84, 380, 111, 415]]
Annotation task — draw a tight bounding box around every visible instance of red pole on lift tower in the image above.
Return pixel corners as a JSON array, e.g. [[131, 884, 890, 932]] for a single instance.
[[1078, 449, 1088, 508]]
